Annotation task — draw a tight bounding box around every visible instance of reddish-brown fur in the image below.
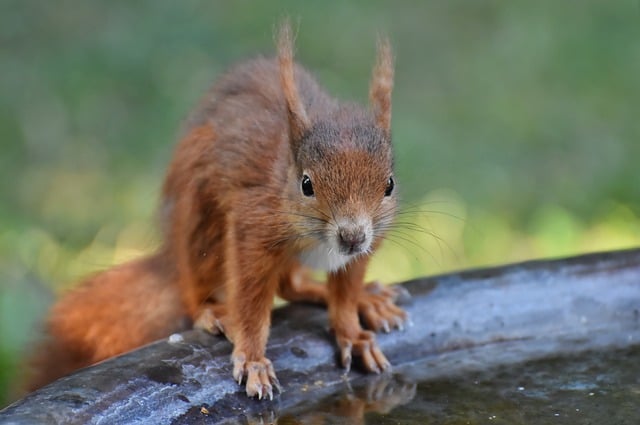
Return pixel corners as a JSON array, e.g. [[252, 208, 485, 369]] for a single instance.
[[26, 22, 407, 399], [26, 255, 189, 391]]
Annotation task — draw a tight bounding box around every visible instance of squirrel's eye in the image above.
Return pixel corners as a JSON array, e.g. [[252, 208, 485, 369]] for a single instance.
[[384, 176, 395, 197], [301, 174, 314, 197]]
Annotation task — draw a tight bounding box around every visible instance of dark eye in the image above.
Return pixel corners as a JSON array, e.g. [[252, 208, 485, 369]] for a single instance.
[[301, 174, 314, 197], [384, 176, 395, 197]]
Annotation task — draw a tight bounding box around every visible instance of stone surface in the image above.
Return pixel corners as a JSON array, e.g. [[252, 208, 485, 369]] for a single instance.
[[1, 248, 639, 424]]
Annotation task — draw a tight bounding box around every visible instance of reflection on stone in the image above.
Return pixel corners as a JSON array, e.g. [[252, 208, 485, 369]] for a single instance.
[[275, 374, 416, 424]]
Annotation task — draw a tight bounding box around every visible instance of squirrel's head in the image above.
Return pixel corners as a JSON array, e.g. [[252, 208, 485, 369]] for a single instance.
[[278, 21, 396, 272]]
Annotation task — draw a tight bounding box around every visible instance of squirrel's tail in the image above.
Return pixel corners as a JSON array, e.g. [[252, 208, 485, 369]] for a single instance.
[[23, 254, 189, 393]]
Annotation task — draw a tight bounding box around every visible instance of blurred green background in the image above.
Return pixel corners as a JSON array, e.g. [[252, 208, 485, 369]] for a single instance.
[[1, 0, 639, 406]]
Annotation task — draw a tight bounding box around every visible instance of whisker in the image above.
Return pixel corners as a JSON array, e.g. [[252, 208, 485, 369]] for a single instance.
[[382, 234, 436, 265], [307, 204, 333, 223], [269, 209, 331, 225], [396, 209, 467, 224], [382, 221, 461, 263], [267, 229, 325, 249], [379, 231, 424, 252], [398, 199, 458, 213], [395, 202, 481, 237]]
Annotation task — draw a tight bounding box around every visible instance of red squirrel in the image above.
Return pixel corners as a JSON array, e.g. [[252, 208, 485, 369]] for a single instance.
[[27, 22, 408, 399]]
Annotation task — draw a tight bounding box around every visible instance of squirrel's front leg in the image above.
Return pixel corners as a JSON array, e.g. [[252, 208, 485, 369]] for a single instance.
[[328, 257, 391, 373], [225, 217, 280, 399]]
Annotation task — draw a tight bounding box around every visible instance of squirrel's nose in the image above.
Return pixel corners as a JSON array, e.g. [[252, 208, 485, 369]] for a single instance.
[[338, 227, 367, 254]]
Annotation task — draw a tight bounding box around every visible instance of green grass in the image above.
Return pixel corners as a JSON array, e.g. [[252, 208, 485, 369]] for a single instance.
[[1, 0, 639, 407]]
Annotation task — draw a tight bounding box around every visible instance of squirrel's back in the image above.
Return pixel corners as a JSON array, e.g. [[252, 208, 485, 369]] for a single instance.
[[167, 58, 335, 195], [161, 57, 337, 247], [186, 57, 335, 142]]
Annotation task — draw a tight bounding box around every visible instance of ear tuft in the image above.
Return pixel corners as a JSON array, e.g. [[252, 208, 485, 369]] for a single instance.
[[277, 18, 311, 144], [369, 36, 394, 137]]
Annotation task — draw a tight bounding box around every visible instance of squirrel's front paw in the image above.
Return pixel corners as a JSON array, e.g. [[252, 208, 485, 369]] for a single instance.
[[232, 352, 281, 400], [358, 281, 410, 333], [336, 329, 391, 374]]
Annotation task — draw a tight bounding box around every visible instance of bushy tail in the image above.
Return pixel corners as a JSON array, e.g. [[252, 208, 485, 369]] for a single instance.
[[24, 254, 189, 392]]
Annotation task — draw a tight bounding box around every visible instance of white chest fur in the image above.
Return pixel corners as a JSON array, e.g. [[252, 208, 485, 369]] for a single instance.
[[298, 242, 352, 272]]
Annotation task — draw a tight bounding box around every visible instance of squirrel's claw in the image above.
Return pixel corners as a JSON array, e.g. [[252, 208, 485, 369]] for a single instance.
[[232, 352, 246, 384], [232, 353, 280, 400], [337, 330, 390, 374], [364, 281, 411, 304], [268, 368, 282, 393], [359, 283, 409, 333], [392, 286, 412, 305], [339, 339, 353, 372]]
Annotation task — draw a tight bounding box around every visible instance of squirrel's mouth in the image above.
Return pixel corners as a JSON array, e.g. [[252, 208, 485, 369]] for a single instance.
[[295, 216, 373, 272], [334, 218, 373, 256], [336, 230, 368, 255], [298, 242, 351, 272]]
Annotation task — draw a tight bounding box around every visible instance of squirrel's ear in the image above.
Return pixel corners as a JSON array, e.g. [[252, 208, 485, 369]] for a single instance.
[[369, 36, 394, 137], [277, 19, 311, 149]]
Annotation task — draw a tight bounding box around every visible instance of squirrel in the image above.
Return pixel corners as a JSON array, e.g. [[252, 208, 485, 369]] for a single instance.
[[26, 21, 408, 400]]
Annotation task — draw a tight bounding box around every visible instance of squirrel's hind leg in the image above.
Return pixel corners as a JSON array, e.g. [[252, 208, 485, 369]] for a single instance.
[[193, 302, 235, 341], [277, 262, 328, 304]]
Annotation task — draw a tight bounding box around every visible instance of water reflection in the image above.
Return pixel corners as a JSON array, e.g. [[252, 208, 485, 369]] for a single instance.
[[241, 346, 639, 424], [245, 373, 416, 425]]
